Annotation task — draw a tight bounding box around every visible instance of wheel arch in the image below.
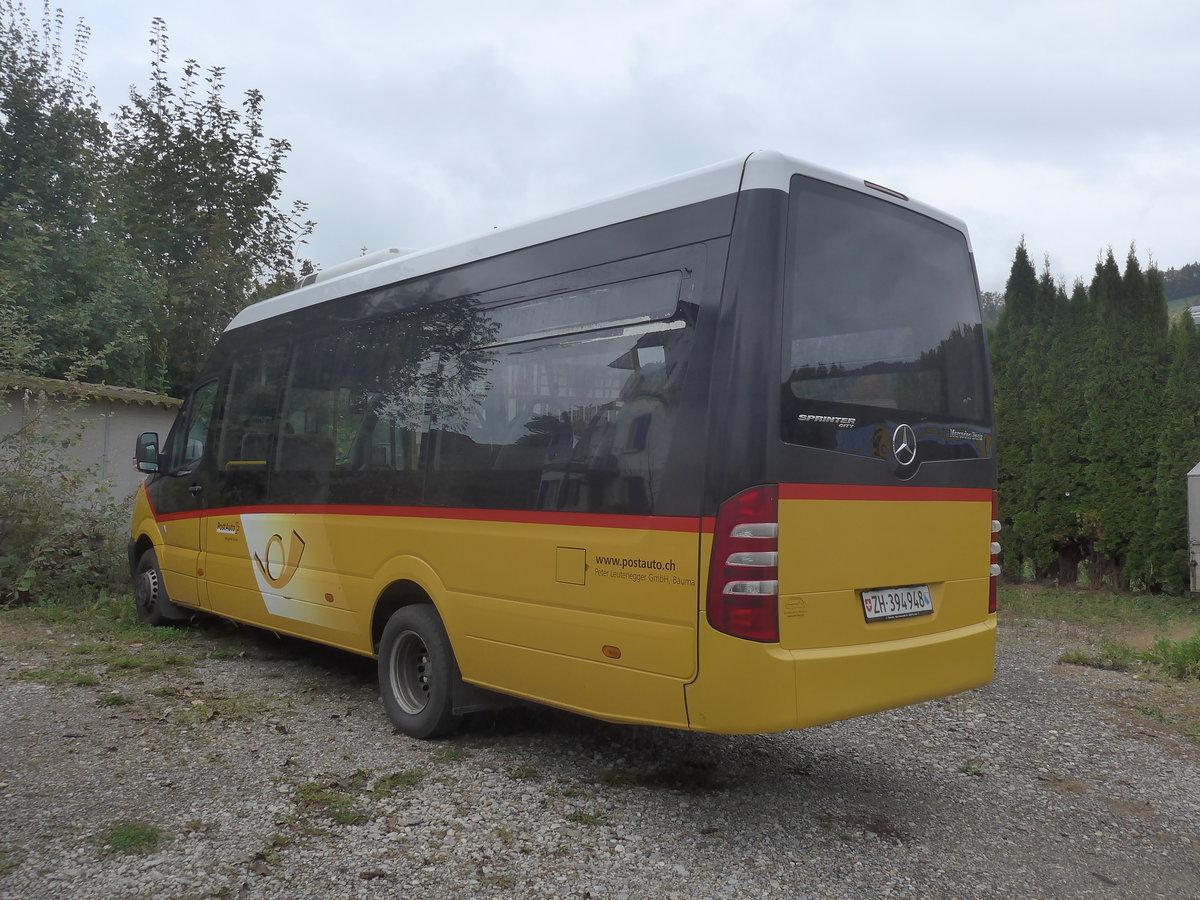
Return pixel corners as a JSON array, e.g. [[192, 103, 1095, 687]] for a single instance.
[[370, 579, 434, 653]]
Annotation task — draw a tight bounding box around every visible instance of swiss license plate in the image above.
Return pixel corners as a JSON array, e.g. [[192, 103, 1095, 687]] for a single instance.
[[861, 584, 933, 622]]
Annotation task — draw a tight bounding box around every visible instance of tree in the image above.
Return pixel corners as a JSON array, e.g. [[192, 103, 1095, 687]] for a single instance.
[[0, 1, 158, 384], [1150, 315, 1200, 592], [991, 241, 1040, 576], [107, 18, 313, 393]]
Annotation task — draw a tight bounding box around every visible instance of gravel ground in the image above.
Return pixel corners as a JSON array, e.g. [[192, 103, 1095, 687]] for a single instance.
[[0, 611, 1198, 900]]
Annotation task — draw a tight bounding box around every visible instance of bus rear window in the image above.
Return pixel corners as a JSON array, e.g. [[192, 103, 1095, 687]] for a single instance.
[[781, 175, 991, 455]]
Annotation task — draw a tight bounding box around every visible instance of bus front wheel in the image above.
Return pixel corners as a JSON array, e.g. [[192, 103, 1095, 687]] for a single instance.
[[133, 549, 188, 626], [378, 604, 463, 739]]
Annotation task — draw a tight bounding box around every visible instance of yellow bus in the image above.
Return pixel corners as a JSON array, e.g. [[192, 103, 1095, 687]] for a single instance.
[[130, 151, 999, 739]]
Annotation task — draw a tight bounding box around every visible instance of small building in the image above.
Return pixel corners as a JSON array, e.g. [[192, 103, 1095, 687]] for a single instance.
[[0, 375, 181, 502]]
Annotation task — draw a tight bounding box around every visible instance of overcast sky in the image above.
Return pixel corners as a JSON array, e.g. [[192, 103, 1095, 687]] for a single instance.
[[74, 0, 1198, 292]]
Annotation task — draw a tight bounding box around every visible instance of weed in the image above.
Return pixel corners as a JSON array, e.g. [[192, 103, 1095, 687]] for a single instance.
[[1140, 630, 1200, 680], [960, 761, 985, 776], [294, 780, 369, 825], [494, 827, 515, 846], [168, 692, 264, 725], [99, 820, 165, 855], [372, 770, 423, 796], [566, 810, 605, 826], [150, 685, 183, 698], [1135, 704, 1170, 724], [68, 642, 105, 655], [507, 764, 539, 780], [434, 746, 467, 763], [1059, 642, 1137, 672], [17, 666, 92, 686], [99, 692, 132, 707]]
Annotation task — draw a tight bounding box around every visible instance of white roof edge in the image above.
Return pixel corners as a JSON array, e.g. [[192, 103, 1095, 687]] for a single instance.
[[227, 151, 971, 332]]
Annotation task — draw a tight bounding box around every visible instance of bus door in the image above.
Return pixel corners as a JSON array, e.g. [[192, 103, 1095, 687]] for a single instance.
[[153, 379, 219, 610]]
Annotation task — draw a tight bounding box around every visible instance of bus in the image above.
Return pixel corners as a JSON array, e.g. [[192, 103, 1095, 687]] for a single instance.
[[130, 151, 999, 739]]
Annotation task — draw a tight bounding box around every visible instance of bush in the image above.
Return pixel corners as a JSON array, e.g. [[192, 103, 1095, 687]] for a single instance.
[[0, 394, 129, 604], [1141, 631, 1200, 680]]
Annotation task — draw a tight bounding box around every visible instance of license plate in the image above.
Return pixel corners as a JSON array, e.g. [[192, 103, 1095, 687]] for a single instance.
[[861, 584, 933, 622]]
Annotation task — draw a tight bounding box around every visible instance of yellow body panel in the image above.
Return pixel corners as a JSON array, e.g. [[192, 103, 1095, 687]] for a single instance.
[[134, 492, 701, 726], [777, 495, 991, 650], [686, 489, 996, 733], [133, 484, 995, 733]]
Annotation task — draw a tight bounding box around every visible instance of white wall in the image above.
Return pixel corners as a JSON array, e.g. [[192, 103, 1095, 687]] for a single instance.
[[1, 384, 181, 503]]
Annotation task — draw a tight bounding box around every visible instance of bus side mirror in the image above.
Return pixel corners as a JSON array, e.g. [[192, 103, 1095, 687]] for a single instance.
[[135, 432, 160, 473]]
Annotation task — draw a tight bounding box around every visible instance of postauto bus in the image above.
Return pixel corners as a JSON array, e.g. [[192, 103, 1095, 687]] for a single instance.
[[130, 151, 999, 739]]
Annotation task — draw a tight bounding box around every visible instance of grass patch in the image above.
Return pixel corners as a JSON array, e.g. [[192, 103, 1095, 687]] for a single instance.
[[99, 820, 165, 855], [167, 691, 265, 725], [1059, 642, 1138, 672], [565, 810, 605, 826], [0, 844, 22, 876], [1139, 630, 1200, 679], [371, 770, 423, 796], [999, 584, 1200, 633], [294, 780, 369, 826], [507, 764, 539, 780], [433, 746, 467, 763], [99, 692, 133, 707], [17, 666, 95, 686]]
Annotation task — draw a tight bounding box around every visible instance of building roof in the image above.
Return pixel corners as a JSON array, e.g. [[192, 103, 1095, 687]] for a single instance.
[[1, 374, 181, 409]]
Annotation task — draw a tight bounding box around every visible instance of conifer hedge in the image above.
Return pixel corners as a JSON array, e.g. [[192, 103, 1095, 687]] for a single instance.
[[992, 243, 1200, 593]]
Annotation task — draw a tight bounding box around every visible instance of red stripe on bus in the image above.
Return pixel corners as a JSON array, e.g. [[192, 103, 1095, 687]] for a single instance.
[[780, 484, 993, 502], [147, 503, 702, 533]]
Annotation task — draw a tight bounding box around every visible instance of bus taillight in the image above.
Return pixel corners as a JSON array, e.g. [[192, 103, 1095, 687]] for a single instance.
[[707, 484, 779, 642], [989, 492, 1001, 613]]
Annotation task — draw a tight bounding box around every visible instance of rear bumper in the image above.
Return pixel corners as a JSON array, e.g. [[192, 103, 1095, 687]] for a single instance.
[[685, 615, 996, 733]]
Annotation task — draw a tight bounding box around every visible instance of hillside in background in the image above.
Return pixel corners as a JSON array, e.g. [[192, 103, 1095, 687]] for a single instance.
[[1163, 262, 1200, 302]]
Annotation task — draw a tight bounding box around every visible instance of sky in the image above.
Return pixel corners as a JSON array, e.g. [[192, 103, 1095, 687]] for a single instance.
[[67, 0, 1200, 293]]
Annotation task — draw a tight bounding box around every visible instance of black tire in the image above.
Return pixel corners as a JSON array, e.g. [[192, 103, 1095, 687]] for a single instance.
[[133, 549, 189, 626], [378, 604, 463, 739]]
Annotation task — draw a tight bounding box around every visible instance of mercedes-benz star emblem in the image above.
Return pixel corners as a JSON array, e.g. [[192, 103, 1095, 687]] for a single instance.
[[892, 423, 918, 467]]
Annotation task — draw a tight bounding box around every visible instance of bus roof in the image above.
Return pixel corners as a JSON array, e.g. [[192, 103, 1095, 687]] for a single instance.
[[226, 151, 971, 333]]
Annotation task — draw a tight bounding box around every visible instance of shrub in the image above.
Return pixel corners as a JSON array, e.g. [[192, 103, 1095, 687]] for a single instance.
[[0, 392, 129, 604], [1141, 630, 1200, 680]]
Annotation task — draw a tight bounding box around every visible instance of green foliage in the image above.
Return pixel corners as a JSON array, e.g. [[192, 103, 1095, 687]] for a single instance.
[[993, 241, 1193, 593], [108, 18, 313, 393], [1162, 262, 1200, 302], [99, 820, 165, 855], [1140, 630, 1200, 680], [0, 394, 129, 603], [0, 3, 311, 393]]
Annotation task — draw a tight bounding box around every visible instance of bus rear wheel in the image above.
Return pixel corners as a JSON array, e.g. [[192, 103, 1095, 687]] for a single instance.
[[378, 604, 463, 739], [133, 549, 188, 626]]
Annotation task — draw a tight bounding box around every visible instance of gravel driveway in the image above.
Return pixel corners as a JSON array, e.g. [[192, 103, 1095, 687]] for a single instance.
[[1, 611, 1197, 899]]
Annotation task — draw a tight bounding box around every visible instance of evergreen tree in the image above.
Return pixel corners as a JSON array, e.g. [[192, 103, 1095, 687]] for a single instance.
[[991, 242, 1040, 577], [1151, 314, 1200, 592]]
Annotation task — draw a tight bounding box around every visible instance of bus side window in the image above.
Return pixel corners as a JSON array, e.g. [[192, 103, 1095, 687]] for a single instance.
[[181, 380, 219, 467], [160, 379, 219, 473], [425, 323, 691, 514], [216, 347, 288, 471]]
